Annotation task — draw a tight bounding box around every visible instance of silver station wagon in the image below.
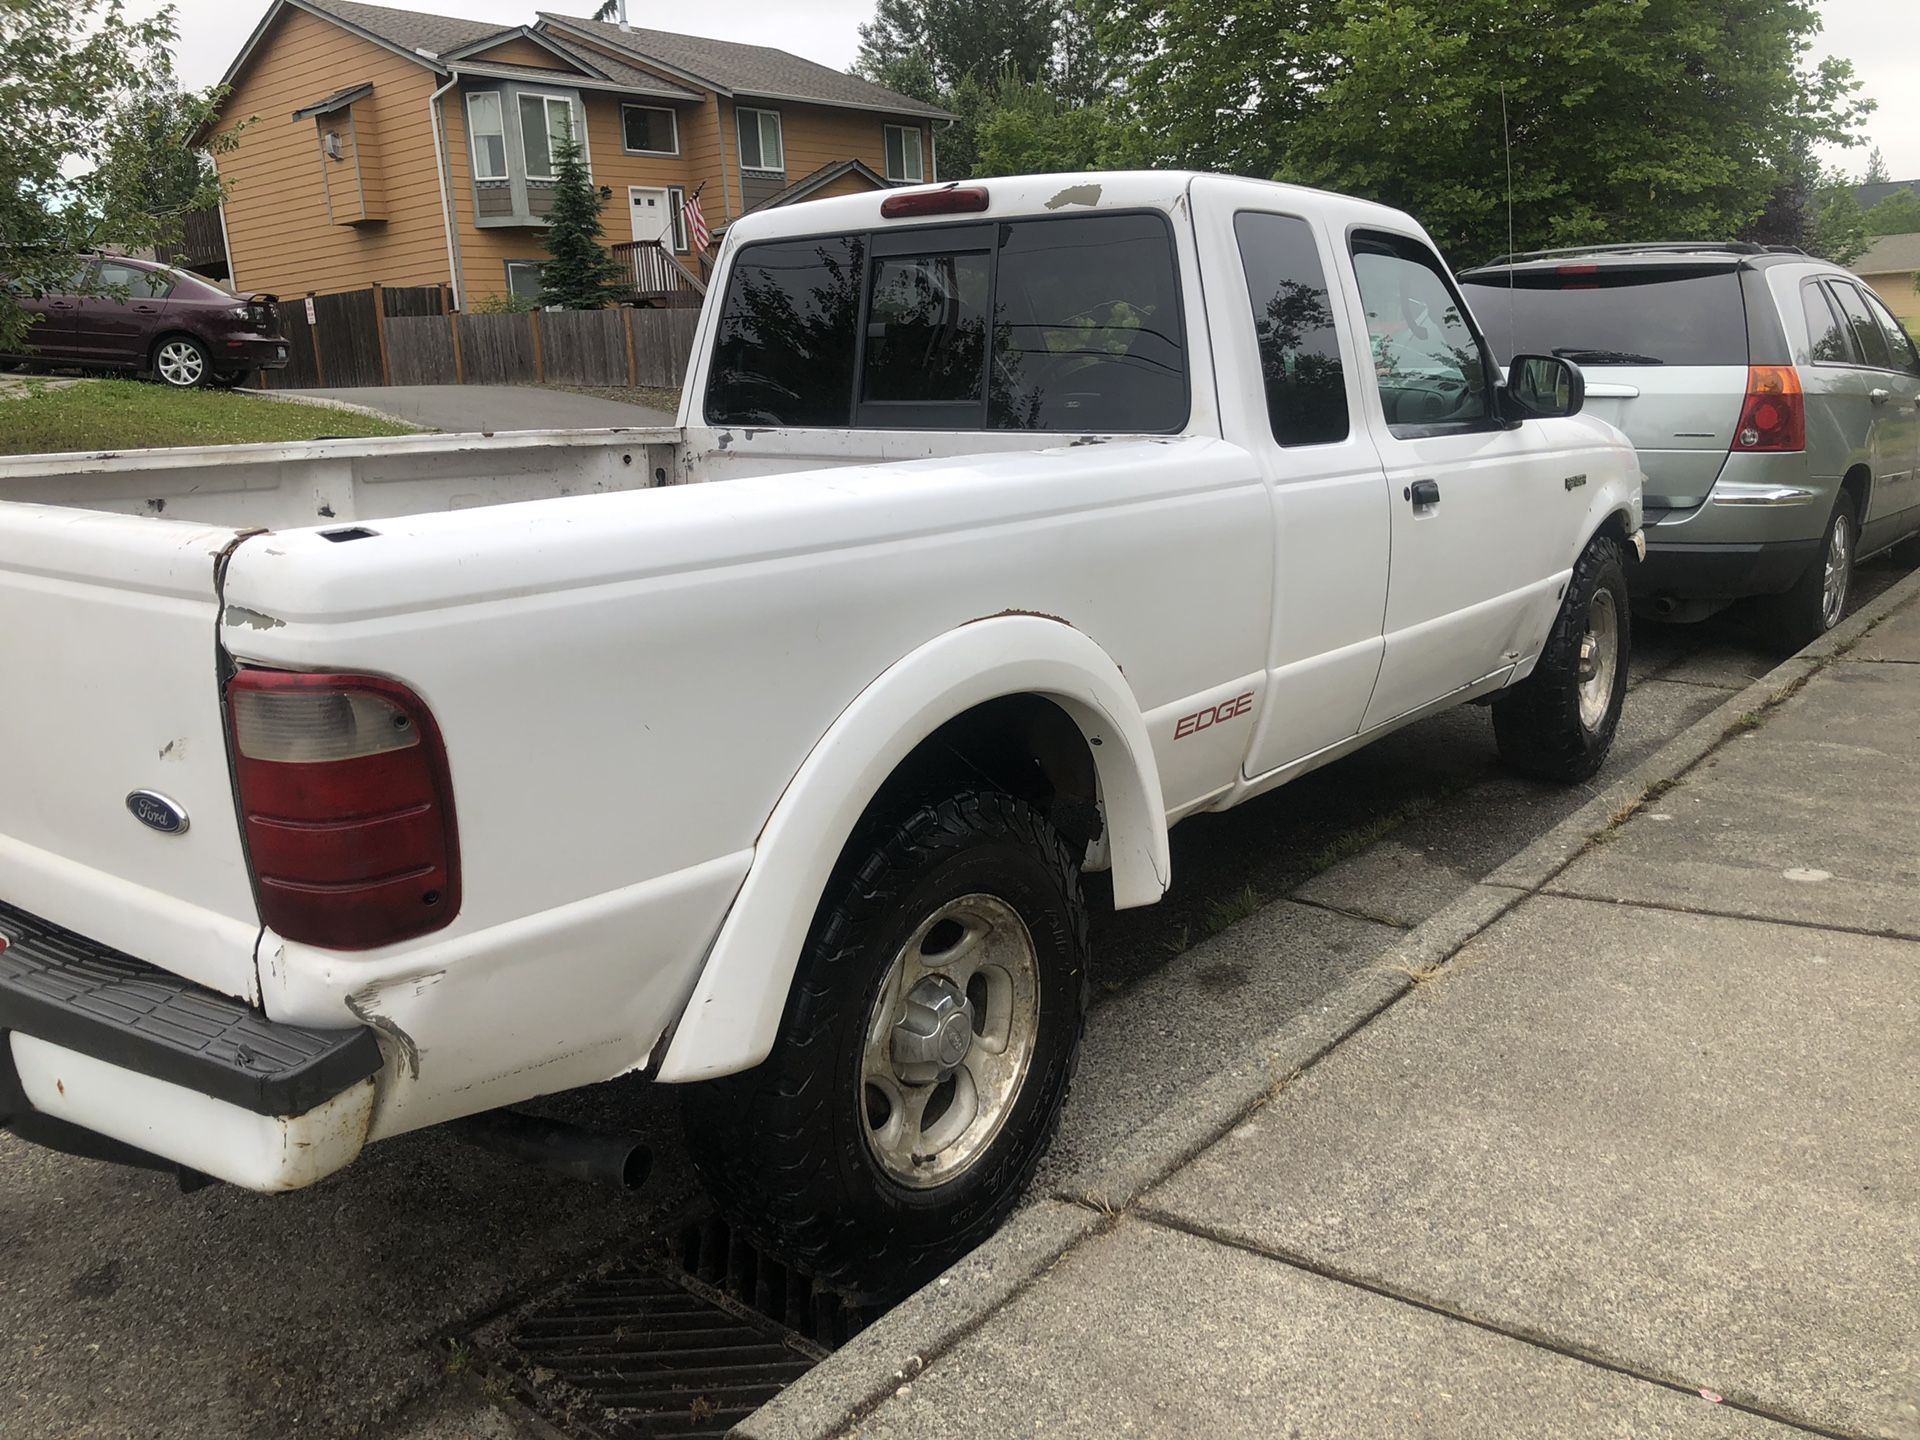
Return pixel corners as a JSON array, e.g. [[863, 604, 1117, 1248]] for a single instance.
[[1461, 243, 1920, 647]]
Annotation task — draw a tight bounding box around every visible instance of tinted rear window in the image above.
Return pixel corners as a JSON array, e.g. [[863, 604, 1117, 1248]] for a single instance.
[[705, 212, 1187, 431], [1459, 266, 1748, 366]]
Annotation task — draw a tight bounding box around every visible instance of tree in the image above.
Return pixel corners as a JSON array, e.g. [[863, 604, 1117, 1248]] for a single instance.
[[972, 76, 1145, 175], [97, 88, 223, 254], [1862, 146, 1891, 185], [1808, 174, 1871, 266], [0, 0, 228, 349], [1088, 0, 1872, 266], [538, 131, 624, 310], [1865, 189, 1920, 237]]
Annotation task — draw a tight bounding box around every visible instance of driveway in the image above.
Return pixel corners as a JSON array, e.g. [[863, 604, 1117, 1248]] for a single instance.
[[285, 384, 676, 431]]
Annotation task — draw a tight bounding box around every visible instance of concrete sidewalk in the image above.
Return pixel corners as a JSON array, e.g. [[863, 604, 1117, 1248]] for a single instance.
[[746, 580, 1920, 1440]]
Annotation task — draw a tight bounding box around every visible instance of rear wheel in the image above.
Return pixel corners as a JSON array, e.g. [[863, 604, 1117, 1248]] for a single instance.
[[682, 788, 1089, 1302], [1493, 534, 1631, 783], [151, 335, 210, 389], [1768, 493, 1855, 652]]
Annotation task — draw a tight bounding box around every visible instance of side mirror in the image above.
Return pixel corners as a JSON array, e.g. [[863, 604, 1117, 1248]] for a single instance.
[[1505, 354, 1585, 420]]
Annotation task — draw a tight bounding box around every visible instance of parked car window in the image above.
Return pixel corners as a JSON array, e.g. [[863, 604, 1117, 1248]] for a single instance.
[[1460, 265, 1747, 367], [862, 250, 991, 408], [1234, 212, 1348, 447], [1351, 231, 1490, 434], [1858, 285, 1920, 373], [989, 212, 1187, 432], [706, 214, 1186, 433], [1801, 281, 1851, 364], [95, 261, 172, 299], [1831, 282, 1894, 369], [706, 237, 864, 427]]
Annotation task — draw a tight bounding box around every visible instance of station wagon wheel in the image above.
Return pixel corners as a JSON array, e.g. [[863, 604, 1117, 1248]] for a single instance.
[[1768, 491, 1856, 652], [682, 787, 1089, 1302], [152, 336, 210, 389]]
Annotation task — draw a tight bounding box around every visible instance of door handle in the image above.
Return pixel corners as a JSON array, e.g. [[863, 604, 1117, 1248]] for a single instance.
[[133, 304, 158, 313], [1869, 388, 1890, 405], [1407, 479, 1441, 508]]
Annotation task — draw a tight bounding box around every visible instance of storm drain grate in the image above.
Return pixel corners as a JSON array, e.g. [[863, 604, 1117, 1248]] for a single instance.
[[478, 1213, 881, 1438]]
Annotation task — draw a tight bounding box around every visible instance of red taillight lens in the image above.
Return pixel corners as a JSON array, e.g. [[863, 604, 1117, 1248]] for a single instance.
[[226, 670, 459, 951], [1732, 365, 1805, 453], [880, 185, 989, 219]]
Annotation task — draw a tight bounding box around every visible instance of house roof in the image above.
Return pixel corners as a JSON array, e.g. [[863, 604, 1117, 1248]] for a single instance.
[[537, 12, 954, 119], [1854, 233, 1920, 276], [1853, 178, 1920, 212], [291, 81, 374, 120], [298, 0, 507, 56], [758, 159, 892, 210]]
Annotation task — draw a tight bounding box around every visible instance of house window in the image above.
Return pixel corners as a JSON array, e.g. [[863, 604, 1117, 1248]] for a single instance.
[[467, 91, 507, 180], [506, 260, 544, 303], [622, 104, 678, 155], [519, 93, 578, 181], [668, 185, 689, 253], [883, 124, 923, 183], [737, 107, 784, 172]]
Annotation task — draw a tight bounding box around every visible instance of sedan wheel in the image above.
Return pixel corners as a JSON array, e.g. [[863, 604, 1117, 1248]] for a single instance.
[[153, 337, 210, 389]]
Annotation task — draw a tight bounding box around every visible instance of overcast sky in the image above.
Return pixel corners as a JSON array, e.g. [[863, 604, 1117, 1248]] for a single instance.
[[154, 0, 1917, 179]]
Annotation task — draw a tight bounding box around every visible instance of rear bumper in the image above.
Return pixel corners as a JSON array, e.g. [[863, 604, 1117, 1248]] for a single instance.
[[210, 333, 292, 372], [0, 899, 380, 1190], [1635, 537, 1820, 600]]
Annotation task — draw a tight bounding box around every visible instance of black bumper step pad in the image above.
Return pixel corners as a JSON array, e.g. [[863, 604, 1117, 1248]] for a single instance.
[[0, 898, 381, 1117]]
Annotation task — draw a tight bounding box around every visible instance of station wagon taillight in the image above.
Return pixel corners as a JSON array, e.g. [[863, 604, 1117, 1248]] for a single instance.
[[226, 670, 459, 951], [1732, 364, 1805, 453]]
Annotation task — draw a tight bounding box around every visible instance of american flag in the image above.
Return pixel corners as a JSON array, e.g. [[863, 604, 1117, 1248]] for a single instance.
[[683, 188, 712, 257]]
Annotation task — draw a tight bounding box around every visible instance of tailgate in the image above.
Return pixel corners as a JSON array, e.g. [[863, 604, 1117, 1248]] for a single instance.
[[0, 504, 262, 1001], [1579, 365, 1747, 510]]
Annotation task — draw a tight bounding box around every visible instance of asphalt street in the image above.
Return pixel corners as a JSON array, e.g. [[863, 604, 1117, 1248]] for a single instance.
[[1, 554, 1910, 1440]]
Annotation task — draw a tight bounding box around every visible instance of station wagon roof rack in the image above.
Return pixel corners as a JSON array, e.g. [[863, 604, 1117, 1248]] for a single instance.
[[1471, 241, 1808, 269]]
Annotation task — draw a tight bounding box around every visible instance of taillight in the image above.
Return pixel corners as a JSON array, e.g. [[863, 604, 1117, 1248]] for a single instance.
[[1732, 365, 1805, 452], [880, 185, 989, 219], [226, 670, 459, 950]]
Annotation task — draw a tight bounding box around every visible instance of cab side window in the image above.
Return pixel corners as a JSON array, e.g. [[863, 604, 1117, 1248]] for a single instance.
[[1349, 231, 1492, 435], [1235, 212, 1349, 447]]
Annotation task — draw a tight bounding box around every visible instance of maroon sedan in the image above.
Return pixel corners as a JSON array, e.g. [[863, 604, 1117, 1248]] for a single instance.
[[2, 255, 289, 389]]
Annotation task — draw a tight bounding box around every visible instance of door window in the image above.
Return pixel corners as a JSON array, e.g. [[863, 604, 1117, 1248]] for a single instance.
[[1351, 231, 1492, 435], [1831, 282, 1894, 370], [1859, 286, 1920, 373], [1234, 212, 1348, 446], [1802, 281, 1851, 364], [94, 262, 172, 299]]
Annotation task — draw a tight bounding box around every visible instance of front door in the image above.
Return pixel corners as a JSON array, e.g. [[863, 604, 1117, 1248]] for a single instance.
[[628, 187, 672, 245], [1341, 229, 1577, 730], [15, 259, 90, 361]]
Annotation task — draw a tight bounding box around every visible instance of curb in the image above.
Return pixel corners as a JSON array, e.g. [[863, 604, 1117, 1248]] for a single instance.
[[234, 387, 430, 428], [734, 564, 1920, 1440]]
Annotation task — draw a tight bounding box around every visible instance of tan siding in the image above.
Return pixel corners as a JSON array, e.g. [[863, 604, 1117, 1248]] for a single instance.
[[214, 7, 449, 296], [467, 37, 574, 70], [810, 172, 888, 201]]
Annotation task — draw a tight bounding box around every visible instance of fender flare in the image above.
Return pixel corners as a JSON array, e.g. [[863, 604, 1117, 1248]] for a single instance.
[[655, 615, 1170, 1083]]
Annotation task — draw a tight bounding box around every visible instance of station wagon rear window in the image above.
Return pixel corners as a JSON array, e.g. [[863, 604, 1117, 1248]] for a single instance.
[[704, 211, 1188, 432], [1460, 266, 1748, 367]]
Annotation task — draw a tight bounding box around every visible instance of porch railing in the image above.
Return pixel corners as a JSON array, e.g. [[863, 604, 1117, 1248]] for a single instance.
[[611, 240, 707, 307]]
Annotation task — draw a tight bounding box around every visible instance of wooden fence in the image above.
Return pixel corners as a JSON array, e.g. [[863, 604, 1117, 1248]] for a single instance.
[[263, 283, 696, 392]]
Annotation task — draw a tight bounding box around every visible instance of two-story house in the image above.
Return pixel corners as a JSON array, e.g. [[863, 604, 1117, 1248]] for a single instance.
[[208, 0, 951, 307]]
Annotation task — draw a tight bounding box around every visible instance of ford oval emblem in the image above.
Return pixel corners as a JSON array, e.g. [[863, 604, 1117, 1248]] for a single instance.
[[126, 790, 190, 835]]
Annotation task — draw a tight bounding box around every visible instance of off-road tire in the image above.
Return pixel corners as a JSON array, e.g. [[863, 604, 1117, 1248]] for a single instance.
[[1767, 492, 1856, 653], [1493, 534, 1631, 783], [681, 788, 1089, 1302]]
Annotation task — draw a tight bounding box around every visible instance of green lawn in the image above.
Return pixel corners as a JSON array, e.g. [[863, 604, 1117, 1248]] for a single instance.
[[0, 379, 419, 456]]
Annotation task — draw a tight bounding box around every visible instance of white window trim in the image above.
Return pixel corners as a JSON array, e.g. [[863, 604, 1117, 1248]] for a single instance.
[[737, 106, 784, 173], [884, 124, 924, 183], [621, 103, 679, 157], [505, 259, 544, 300], [466, 90, 508, 181], [519, 91, 585, 183]]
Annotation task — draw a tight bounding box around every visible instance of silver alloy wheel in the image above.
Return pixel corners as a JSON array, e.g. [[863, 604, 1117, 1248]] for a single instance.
[[1575, 585, 1620, 732], [860, 893, 1040, 1190], [1822, 511, 1852, 630], [155, 339, 206, 388]]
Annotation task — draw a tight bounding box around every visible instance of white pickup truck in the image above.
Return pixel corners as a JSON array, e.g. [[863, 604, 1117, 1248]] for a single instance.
[[0, 172, 1640, 1299]]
